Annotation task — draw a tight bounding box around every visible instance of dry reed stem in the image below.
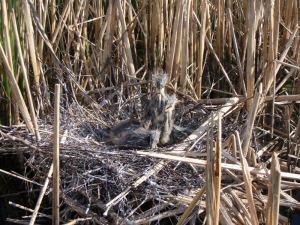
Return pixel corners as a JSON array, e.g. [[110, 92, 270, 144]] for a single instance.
[[22, 0, 42, 98], [167, 0, 182, 77], [229, 134, 237, 158], [275, 27, 299, 75], [255, 26, 299, 130], [51, 1, 70, 51], [1, 0, 19, 124], [52, 84, 61, 225], [195, 0, 207, 97], [0, 167, 41, 186], [150, 0, 159, 67], [245, 0, 256, 110], [227, 188, 253, 224], [12, 11, 41, 141], [220, 194, 243, 224], [63, 217, 93, 225], [216, 0, 225, 59], [283, 0, 294, 42], [195, 94, 300, 105], [266, 153, 281, 225], [101, 0, 116, 75], [179, 0, 191, 92], [29, 164, 53, 225], [0, 43, 34, 133], [37, 0, 48, 59], [242, 83, 262, 157], [206, 120, 214, 225], [1, 0, 13, 68], [176, 185, 206, 225], [193, 12, 238, 96], [172, 1, 184, 86], [219, 201, 234, 224], [116, 0, 136, 77], [235, 131, 259, 225], [227, 8, 246, 95], [9, 201, 51, 219], [213, 114, 222, 225], [50, 0, 56, 35], [136, 151, 300, 181]]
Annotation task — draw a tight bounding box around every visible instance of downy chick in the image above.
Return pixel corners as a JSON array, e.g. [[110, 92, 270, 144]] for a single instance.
[[144, 73, 177, 148], [160, 94, 177, 145], [109, 118, 150, 148]]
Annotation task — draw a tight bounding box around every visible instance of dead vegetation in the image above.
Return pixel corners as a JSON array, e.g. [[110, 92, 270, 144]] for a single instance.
[[0, 0, 300, 224]]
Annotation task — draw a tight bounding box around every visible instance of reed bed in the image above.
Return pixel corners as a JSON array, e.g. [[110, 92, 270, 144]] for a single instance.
[[0, 0, 300, 224]]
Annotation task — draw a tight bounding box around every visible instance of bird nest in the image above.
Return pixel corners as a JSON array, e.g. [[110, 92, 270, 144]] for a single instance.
[[1, 94, 299, 224]]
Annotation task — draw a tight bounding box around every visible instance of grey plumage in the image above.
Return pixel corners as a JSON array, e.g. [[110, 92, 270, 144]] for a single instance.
[[160, 94, 177, 144], [145, 73, 177, 148], [109, 72, 177, 148], [109, 119, 150, 148]]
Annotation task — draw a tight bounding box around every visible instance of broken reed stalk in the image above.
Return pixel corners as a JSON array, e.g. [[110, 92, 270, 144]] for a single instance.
[[52, 84, 61, 225], [12, 10, 41, 141], [29, 164, 54, 225], [235, 131, 259, 225], [266, 153, 281, 225]]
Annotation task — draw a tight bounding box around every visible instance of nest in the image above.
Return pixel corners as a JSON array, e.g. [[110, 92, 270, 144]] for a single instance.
[[0, 96, 208, 224]]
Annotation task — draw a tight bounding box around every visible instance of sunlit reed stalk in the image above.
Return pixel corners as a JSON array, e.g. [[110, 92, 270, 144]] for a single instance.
[[2, 0, 19, 124], [245, 0, 256, 111], [0, 42, 34, 133], [195, 0, 207, 98], [22, 0, 42, 103], [12, 10, 40, 140]]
